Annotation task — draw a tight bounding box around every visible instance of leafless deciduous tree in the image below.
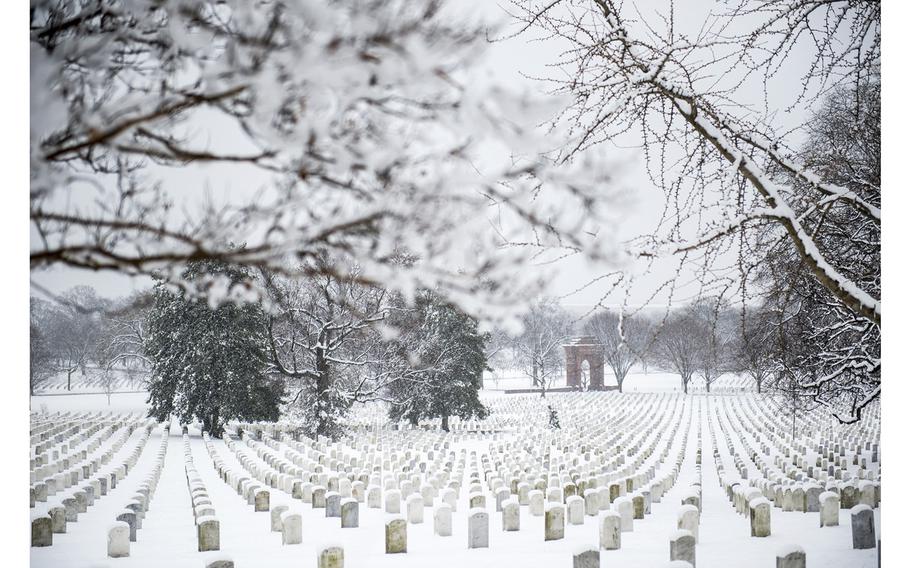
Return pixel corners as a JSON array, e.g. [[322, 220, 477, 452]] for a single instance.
[[652, 309, 701, 394], [95, 293, 153, 375], [261, 257, 423, 436], [688, 299, 738, 393], [30, 0, 616, 328], [582, 310, 646, 392], [30, 299, 55, 396], [730, 308, 776, 394], [754, 82, 880, 423], [43, 286, 107, 390], [511, 0, 880, 416], [511, 298, 574, 396]]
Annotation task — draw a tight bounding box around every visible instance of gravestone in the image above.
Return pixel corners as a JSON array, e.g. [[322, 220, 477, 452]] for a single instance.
[[117, 510, 137, 541], [503, 499, 520, 531], [197, 516, 220, 552], [31, 516, 52, 547], [319, 547, 344, 568], [776, 545, 806, 568], [573, 548, 600, 568], [670, 529, 696, 567], [281, 512, 302, 545], [678, 505, 699, 542], [468, 508, 489, 549], [341, 498, 358, 528], [49, 506, 66, 534], [386, 489, 401, 514], [271, 505, 289, 532], [107, 521, 130, 558], [435, 504, 453, 536], [851, 505, 875, 549], [545, 503, 565, 541], [326, 492, 342, 518], [386, 518, 407, 554], [750, 498, 771, 537], [567, 495, 584, 525], [820, 491, 840, 527], [600, 511, 621, 550]]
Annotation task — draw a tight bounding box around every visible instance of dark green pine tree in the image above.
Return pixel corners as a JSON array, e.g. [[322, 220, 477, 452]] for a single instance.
[[144, 260, 285, 434], [388, 292, 489, 431]]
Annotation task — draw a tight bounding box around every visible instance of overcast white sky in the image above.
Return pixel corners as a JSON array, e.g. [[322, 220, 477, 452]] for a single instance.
[[30, 0, 818, 309]]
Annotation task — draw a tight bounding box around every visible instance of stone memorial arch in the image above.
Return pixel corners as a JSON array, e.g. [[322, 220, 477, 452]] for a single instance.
[[564, 336, 605, 390]]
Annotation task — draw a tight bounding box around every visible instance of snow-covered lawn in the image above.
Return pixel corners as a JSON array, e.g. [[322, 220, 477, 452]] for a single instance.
[[35, 367, 148, 395], [30, 390, 878, 568], [483, 367, 753, 393]]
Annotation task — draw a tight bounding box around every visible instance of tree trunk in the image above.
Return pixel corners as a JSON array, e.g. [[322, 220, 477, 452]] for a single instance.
[[67, 367, 73, 391], [315, 344, 332, 437], [706, 379, 711, 393], [408, 413, 419, 426], [682, 376, 688, 394], [441, 414, 450, 432]]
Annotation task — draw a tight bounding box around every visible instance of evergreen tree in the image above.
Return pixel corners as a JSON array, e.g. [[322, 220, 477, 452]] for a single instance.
[[387, 292, 489, 431], [144, 260, 285, 434]]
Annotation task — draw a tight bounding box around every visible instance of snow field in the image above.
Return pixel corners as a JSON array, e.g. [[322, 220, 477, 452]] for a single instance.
[[30, 391, 879, 567]]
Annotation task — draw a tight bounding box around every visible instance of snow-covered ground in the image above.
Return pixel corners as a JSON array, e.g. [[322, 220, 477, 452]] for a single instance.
[[483, 366, 753, 393], [35, 367, 148, 395], [30, 388, 879, 568]]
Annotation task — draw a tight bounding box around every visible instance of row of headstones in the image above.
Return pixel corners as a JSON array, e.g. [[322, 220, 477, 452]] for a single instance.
[[271, 429, 472, 491], [32, 422, 158, 547], [31, 417, 135, 487], [233, 429, 405, 518], [31, 419, 148, 506], [422, 417, 690, 549], [710, 401, 880, 550], [473, 400, 690, 511], [30, 411, 100, 446], [230, 396, 686, 549], [272, 406, 684, 512], [107, 428, 170, 557], [215, 430, 365, 540], [720, 397, 880, 484], [236, 397, 690, 559], [713, 400, 882, 511], [233, 422, 675, 551], [31, 418, 87, 460], [741, 394, 880, 458], [30, 413, 136, 469], [710, 399, 869, 510]]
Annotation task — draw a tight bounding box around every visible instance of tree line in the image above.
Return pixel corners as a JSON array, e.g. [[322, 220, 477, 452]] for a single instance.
[[31, 256, 490, 438]]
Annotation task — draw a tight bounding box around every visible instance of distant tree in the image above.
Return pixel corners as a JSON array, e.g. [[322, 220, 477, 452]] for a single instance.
[[98, 367, 117, 406], [731, 308, 776, 394], [261, 258, 390, 438], [653, 310, 701, 394], [688, 299, 738, 393], [96, 292, 153, 376], [512, 299, 574, 396], [387, 292, 489, 431], [45, 286, 107, 390], [29, 299, 54, 396], [145, 260, 285, 434], [583, 310, 647, 393]]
